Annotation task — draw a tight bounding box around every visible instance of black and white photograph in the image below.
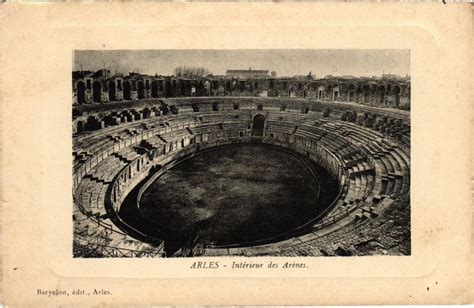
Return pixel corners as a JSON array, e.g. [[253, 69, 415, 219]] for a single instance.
[[72, 49, 411, 258]]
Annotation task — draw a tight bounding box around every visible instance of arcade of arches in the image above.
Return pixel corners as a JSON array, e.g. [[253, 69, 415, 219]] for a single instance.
[[73, 74, 410, 110]]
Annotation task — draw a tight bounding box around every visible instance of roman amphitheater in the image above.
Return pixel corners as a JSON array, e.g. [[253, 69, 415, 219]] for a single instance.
[[72, 71, 411, 257]]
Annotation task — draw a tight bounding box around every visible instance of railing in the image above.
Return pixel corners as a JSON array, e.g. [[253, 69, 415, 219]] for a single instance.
[[96, 245, 165, 258], [74, 237, 165, 258]]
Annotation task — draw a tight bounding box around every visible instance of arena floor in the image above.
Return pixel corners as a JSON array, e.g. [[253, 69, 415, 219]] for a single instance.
[[137, 144, 337, 246]]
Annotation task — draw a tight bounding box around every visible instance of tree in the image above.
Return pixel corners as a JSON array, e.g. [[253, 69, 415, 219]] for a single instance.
[[174, 66, 211, 78]]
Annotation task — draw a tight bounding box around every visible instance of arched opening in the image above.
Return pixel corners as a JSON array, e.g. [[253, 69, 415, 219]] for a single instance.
[[251, 114, 265, 137], [180, 80, 186, 96], [108, 80, 116, 101], [92, 81, 102, 103], [212, 102, 219, 111], [347, 84, 356, 102], [76, 81, 86, 104], [348, 92, 355, 101], [165, 81, 173, 97], [318, 86, 324, 100], [197, 80, 204, 96], [333, 90, 339, 100], [76, 120, 84, 133], [377, 86, 385, 105], [151, 80, 159, 98], [362, 85, 371, 103], [123, 81, 132, 100], [181, 139, 185, 148], [137, 81, 145, 99], [393, 86, 401, 107]]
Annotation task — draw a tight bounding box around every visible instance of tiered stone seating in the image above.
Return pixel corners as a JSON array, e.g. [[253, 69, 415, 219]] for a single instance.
[[294, 125, 324, 141], [73, 99, 410, 257], [266, 120, 295, 135], [75, 154, 130, 218], [140, 136, 166, 152], [112, 148, 140, 163], [278, 191, 409, 256]]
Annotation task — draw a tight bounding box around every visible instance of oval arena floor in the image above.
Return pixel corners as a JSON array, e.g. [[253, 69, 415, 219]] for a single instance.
[[73, 97, 410, 257], [133, 144, 338, 248]]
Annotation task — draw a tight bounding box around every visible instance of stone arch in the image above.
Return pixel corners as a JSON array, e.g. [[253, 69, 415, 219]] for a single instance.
[[333, 86, 339, 100], [239, 80, 246, 91], [123, 81, 132, 100], [137, 81, 145, 99], [196, 80, 204, 96], [318, 85, 325, 100], [180, 80, 186, 96], [108, 80, 116, 101], [269, 79, 275, 90], [151, 80, 159, 98], [251, 114, 265, 137], [165, 80, 173, 97], [76, 81, 86, 104], [92, 81, 102, 103], [362, 85, 371, 103], [76, 120, 85, 133], [393, 85, 401, 107], [376, 85, 385, 105], [347, 84, 356, 102]]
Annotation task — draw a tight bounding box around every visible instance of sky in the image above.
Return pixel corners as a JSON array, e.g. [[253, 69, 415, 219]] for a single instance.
[[74, 49, 410, 78]]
